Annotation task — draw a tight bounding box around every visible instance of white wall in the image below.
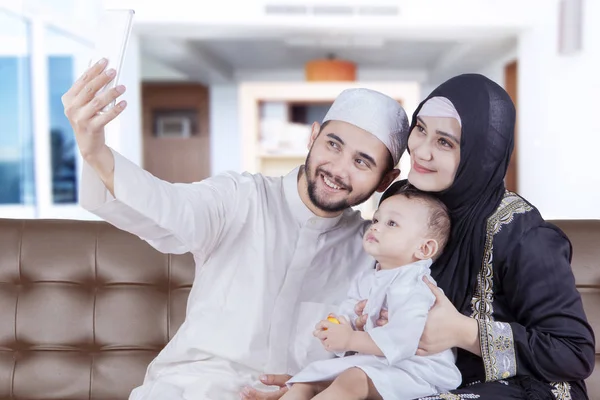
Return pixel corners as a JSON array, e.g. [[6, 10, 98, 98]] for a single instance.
[[105, 34, 142, 166], [421, 47, 517, 100], [518, 0, 600, 219], [141, 56, 188, 81], [476, 50, 517, 88], [210, 84, 241, 174], [414, 0, 600, 221]]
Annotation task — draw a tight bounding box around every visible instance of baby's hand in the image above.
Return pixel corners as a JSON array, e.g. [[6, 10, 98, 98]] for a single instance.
[[313, 315, 354, 353]]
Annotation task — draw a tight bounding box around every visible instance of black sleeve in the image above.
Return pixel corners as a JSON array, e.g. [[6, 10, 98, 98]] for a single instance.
[[478, 226, 595, 382]]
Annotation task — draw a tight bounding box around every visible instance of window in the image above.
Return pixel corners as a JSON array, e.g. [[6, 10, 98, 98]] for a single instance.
[[0, 10, 35, 206], [0, 4, 99, 219], [46, 28, 90, 204]]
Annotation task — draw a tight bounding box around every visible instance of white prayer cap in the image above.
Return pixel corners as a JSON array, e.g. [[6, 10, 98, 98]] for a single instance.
[[322, 88, 409, 166], [417, 96, 462, 127]]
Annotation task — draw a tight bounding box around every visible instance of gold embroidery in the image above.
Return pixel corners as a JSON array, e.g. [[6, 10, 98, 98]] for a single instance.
[[550, 382, 572, 400], [471, 191, 532, 382], [479, 320, 517, 381], [417, 394, 481, 400], [440, 395, 462, 400], [494, 335, 512, 351], [471, 191, 533, 321]]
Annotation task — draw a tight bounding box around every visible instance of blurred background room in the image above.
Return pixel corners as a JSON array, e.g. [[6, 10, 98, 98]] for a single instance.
[[0, 0, 598, 221]]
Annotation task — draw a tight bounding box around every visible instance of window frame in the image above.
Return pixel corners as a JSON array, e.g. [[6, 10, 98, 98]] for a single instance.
[[0, 4, 100, 220]]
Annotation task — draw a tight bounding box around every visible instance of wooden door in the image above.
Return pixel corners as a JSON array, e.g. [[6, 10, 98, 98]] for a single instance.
[[504, 61, 518, 192], [142, 83, 210, 183]]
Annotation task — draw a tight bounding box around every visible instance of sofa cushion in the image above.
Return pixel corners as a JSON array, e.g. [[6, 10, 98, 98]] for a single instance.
[[0, 219, 194, 399], [551, 220, 600, 398]]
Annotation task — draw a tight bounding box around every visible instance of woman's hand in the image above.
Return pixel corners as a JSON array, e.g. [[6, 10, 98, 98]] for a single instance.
[[417, 277, 480, 356], [353, 300, 388, 331], [240, 375, 291, 400]]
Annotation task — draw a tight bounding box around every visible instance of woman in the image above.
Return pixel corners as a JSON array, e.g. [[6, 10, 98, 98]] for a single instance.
[[245, 74, 595, 400], [376, 73, 595, 399]]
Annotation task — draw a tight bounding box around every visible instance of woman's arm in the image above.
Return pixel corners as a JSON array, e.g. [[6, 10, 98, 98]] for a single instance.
[[418, 227, 595, 382], [456, 314, 481, 356], [479, 226, 596, 382]]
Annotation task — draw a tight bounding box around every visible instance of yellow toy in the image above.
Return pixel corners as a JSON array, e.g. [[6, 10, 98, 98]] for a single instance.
[[323, 315, 341, 330]]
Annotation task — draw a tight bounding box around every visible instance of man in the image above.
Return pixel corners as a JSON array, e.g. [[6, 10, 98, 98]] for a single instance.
[[62, 58, 409, 400]]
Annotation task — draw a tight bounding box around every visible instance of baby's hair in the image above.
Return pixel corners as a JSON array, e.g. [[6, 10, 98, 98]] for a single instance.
[[389, 185, 451, 258]]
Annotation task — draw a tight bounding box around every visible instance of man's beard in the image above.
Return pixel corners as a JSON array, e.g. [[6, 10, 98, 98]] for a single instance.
[[304, 154, 376, 214]]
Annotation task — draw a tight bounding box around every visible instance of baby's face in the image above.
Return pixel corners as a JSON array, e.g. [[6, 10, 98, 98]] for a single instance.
[[363, 195, 431, 266]]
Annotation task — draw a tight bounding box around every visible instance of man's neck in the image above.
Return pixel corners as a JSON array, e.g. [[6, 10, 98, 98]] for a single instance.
[[297, 166, 343, 219]]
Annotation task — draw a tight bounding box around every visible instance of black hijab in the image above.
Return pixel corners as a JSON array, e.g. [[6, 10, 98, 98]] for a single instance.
[[382, 74, 516, 312]]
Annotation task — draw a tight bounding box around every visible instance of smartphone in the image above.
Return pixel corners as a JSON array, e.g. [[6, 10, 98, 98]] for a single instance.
[[90, 9, 135, 113]]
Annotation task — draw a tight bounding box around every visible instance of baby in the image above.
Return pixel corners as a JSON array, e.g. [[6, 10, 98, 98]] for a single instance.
[[283, 186, 462, 400]]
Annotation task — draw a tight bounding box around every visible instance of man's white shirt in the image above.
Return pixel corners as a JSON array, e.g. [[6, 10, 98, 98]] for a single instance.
[[80, 148, 373, 399]]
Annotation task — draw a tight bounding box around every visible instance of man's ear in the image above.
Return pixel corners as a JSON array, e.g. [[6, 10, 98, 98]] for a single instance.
[[415, 239, 439, 260], [376, 169, 400, 193], [308, 122, 320, 150]]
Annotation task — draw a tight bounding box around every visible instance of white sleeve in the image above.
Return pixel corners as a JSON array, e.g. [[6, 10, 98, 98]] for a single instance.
[[367, 278, 435, 366], [79, 147, 243, 256]]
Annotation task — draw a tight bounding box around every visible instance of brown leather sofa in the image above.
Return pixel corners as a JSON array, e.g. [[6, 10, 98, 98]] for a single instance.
[[0, 218, 597, 399]]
